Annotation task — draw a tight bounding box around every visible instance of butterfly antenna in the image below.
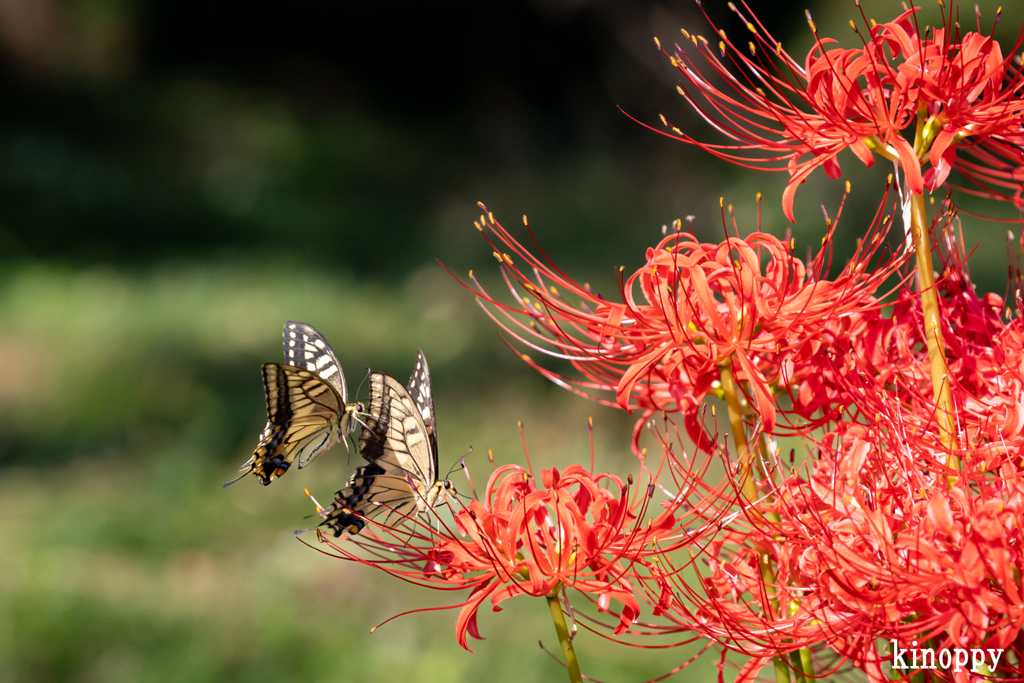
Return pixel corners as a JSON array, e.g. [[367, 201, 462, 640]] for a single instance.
[[355, 367, 372, 403], [445, 446, 472, 478]]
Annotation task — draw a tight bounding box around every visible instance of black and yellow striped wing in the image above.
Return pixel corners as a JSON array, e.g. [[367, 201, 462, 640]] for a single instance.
[[324, 368, 440, 535], [406, 349, 438, 456], [282, 321, 349, 403], [228, 321, 361, 487]]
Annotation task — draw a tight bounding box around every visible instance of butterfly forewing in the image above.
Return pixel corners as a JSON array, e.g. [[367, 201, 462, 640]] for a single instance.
[[406, 349, 437, 456], [283, 321, 348, 403]]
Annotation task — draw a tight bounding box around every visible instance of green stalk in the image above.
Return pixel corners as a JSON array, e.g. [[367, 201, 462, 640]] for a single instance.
[[907, 109, 963, 485], [720, 360, 792, 683], [546, 585, 583, 683]]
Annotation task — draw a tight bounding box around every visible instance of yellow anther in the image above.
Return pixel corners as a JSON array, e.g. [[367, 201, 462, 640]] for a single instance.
[[845, 180, 851, 193], [654, 37, 661, 49], [523, 214, 528, 225]]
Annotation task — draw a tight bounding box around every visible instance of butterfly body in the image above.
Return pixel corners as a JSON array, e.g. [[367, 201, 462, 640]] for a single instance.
[[229, 321, 363, 487], [324, 351, 455, 535]]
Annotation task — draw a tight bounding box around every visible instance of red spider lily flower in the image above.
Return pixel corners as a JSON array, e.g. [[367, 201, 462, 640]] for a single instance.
[[456, 190, 908, 449], [655, 2, 1024, 219], [641, 406, 1024, 682], [632, 231, 1024, 675], [304, 449, 683, 652]]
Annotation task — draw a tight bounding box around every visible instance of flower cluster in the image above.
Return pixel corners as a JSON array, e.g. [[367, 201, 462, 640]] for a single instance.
[[307, 3, 1024, 682], [308, 439, 700, 651], [462, 185, 908, 449], [657, 3, 1024, 219]]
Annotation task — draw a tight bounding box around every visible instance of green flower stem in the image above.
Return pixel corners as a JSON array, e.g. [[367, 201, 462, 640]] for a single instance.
[[546, 585, 583, 683], [908, 168, 960, 467], [720, 360, 792, 683]]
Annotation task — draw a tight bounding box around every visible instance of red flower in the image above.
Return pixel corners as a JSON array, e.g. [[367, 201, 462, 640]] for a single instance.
[[657, 3, 1024, 219], [305, 440, 681, 651], [459, 191, 908, 449]]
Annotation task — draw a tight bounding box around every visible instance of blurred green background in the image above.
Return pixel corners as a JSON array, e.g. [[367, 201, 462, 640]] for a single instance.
[[0, 1, 1018, 682]]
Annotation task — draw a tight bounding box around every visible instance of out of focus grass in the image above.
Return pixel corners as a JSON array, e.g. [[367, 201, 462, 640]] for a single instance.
[[0, 261, 730, 683]]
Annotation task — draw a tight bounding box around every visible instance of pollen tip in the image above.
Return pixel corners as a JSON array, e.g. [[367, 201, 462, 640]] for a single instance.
[[370, 626, 377, 633], [845, 180, 851, 193]]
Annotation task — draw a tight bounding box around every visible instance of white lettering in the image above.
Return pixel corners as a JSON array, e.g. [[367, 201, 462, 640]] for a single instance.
[[989, 649, 1004, 671], [954, 649, 968, 672], [891, 640, 908, 669]]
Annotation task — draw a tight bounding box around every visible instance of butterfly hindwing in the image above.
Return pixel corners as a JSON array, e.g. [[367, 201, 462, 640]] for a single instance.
[[323, 362, 445, 536], [242, 364, 349, 484]]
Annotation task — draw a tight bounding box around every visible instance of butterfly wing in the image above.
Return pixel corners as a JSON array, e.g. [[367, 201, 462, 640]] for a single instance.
[[323, 372, 437, 535], [228, 322, 361, 488], [406, 349, 438, 460], [238, 364, 348, 485], [282, 320, 348, 403]]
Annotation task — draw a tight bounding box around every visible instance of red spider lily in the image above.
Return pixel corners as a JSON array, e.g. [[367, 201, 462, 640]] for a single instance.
[[629, 230, 1024, 680], [634, 401, 1024, 682], [457, 189, 909, 451], [304, 448, 686, 652], [655, 2, 1024, 219]]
